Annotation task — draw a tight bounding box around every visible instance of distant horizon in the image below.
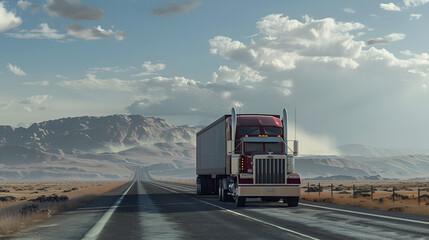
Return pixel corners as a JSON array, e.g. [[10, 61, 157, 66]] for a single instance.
[[2, 112, 429, 152]]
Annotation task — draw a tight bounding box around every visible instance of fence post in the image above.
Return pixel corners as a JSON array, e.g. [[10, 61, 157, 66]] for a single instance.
[[418, 188, 420, 206], [353, 185, 355, 198], [318, 183, 321, 197], [393, 187, 395, 203], [371, 185, 373, 200], [331, 183, 333, 199], [308, 182, 310, 195]]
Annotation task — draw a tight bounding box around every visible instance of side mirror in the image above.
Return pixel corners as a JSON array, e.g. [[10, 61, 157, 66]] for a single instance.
[[293, 140, 298, 156]]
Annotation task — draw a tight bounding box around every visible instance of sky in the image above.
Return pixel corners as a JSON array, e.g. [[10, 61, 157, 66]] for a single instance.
[[1, 0, 429, 150]]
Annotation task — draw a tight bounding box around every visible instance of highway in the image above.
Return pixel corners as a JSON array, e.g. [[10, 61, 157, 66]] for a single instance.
[[5, 168, 429, 240]]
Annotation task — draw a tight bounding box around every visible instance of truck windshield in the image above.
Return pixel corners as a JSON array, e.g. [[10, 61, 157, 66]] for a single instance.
[[245, 143, 264, 153], [264, 127, 282, 136], [244, 142, 283, 154], [238, 127, 260, 136], [265, 142, 283, 153]]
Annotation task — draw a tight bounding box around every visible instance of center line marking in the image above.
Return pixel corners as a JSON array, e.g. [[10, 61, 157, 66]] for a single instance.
[[82, 181, 135, 240]]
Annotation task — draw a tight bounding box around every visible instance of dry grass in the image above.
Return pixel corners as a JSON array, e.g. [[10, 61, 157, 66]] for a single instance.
[[301, 182, 429, 215], [0, 181, 128, 236]]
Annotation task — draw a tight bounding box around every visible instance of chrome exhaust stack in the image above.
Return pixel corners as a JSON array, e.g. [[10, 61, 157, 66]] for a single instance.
[[231, 107, 237, 145], [282, 108, 288, 152], [230, 108, 240, 174]]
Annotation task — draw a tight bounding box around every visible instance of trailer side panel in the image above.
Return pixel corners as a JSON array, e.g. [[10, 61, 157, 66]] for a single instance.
[[196, 116, 227, 175]]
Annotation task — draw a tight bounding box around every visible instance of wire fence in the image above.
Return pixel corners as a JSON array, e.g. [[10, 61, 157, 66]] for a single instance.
[[303, 182, 429, 207]]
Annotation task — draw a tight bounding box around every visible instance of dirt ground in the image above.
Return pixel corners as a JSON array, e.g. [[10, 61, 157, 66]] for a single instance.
[[0, 181, 128, 236]]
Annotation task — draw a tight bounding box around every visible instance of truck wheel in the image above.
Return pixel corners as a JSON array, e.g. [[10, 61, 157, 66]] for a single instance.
[[224, 191, 233, 202], [198, 176, 213, 195], [218, 181, 223, 201], [285, 197, 299, 207], [235, 196, 246, 207], [196, 177, 202, 195], [201, 176, 208, 195]]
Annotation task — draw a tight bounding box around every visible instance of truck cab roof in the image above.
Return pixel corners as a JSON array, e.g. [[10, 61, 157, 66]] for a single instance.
[[236, 115, 282, 127]]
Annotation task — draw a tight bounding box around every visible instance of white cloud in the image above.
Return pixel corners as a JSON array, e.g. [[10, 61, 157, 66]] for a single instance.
[[7, 63, 26, 76], [6, 23, 65, 39], [56, 74, 67, 79], [22, 81, 49, 86], [380, 3, 401, 11], [132, 61, 166, 77], [404, 0, 429, 7], [17, 0, 39, 10], [58, 74, 137, 91], [212, 65, 265, 84], [19, 95, 51, 105], [344, 8, 355, 14], [203, 14, 429, 148], [387, 33, 406, 41], [0, 100, 14, 109], [88, 66, 135, 73], [126, 80, 236, 117], [67, 23, 125, 40], [143, 61, 165, 72], [366, 33, 406, 46], [212, 65, 240, 84], [0, 2, 22, 32], [131, 72, 157, 77], [210, 14, 365, 72], [410, 13, 422, 20]]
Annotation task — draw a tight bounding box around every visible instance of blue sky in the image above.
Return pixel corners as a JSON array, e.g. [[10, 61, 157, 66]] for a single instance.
[[1, 0, 429, 150]]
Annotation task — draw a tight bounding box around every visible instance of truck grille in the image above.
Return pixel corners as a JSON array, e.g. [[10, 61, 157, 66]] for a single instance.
[[254, 157, 286, 184]]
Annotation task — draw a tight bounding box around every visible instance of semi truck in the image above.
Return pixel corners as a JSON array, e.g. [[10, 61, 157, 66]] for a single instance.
[[196, 108, 301, 207]]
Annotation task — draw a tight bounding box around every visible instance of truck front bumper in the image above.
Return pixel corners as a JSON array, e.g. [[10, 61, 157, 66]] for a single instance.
[[238, 184, 301, 197]]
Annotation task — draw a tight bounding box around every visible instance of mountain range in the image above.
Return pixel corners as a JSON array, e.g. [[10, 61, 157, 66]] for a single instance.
[[0, 114, 428, 180], [0, 115, 199, 180]]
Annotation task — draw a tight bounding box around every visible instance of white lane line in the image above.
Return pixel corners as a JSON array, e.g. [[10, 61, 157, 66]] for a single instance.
[[300, 203, 429, 225], [82, 181, 135, 240], [149, 181, 319, 240]]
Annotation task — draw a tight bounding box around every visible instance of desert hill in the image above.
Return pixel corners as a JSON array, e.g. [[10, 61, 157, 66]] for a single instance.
[[0, 115, 200, 180]]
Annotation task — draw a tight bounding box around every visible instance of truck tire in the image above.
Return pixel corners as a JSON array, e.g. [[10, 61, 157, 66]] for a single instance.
[[219, 183, 233, 202], [224, 192, 234, 202], [196, 177, 202, 195], [198, 176, 212, 195], [235, 196, 246, 207], [218, 181, 223, 201], [285, 197, 299, 207], [201, 176, 208, 195]]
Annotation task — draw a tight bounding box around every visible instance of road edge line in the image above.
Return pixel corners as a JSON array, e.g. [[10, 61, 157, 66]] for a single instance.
[[299, 203, 429, 225], [82, 181, 136, 240]]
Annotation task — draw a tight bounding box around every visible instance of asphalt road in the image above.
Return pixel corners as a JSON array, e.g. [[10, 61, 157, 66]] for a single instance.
[[5, 168, 429, 240]]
